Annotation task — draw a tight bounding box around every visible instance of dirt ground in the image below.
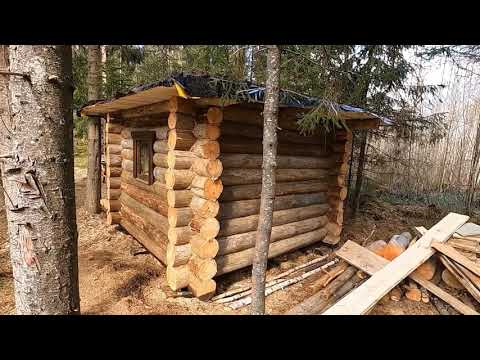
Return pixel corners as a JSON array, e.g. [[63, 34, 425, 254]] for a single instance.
[[0, 169, 477, 315]]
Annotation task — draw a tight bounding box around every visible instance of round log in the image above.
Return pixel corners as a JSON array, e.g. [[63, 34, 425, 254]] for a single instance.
[[156, 126, 169, 140], [188, 275, 216, 300], [107, 212, 121, 225], [168, 206, 193, 227], [153, 167, 167, 183], [121, 182, 168, 216], [216, 227, 328, 275], [190, 216, 220, 240], [207, 107, 223, 125], [168, 129, 196, 150], [121, 139, 133, 149], [108, 144, 123, 155], [108, 133, 123, 145], [193, 123, 221, 140], [167, 189, 193, 208], [413, 258, 437, 281], [121, 171, 167, 199], [190, 196, 220, 218], [106, 166, 122, 178], [191, 158, 223, 179], [191, 236, 219, 259], [168, 112, 195, 130], [326, 222, 342, 237], [220, 168, 330, 186], [122, 159, 133, 172], [107, 153, 122, 167], [166, 242, 192, 267], [166, 150, 196, 170], [107, 177, 121, 190], [166, 265, 189, 291], [107, 188, 121, 200], [219, 153, 334, 169], [218, 203, 330, 237], [188, 256, 217, 281], [121, 148, 133, 161], [153, 153, 169, 168], [191, 140, 220, 160], [217, 216, 328, 256], [191, 177, 223, 200], [165, 168, 194, 190], [107, 123, 123, 134], [218, 192, 327, 220], [168, 226, 195, 245], [153, 140, 169, 154]]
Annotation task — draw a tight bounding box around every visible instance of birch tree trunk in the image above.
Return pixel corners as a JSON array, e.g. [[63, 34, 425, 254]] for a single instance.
[[0, 45, 80, 314], [86, 45, 102, 214], [250, 45, 280, 315]]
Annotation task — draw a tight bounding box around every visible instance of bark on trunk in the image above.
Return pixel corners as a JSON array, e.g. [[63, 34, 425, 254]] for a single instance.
[[86, 45, 102, 214], [0, 45, 80, 314], [251, 45, 280, 315], [351, 129, 368, 216]]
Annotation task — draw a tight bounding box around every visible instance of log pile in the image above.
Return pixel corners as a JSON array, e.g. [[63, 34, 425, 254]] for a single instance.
[[187, 107, 223, 299], [104, 118, 124, 225]]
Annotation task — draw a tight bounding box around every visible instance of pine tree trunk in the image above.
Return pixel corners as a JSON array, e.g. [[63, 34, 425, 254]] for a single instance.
[[0, 45, 80, 314], [250, 45, 280, 315], [86, 45, 102, 214]]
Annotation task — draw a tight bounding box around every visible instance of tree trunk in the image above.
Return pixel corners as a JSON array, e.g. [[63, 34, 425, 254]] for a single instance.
[[251, 45, 280, 315], [86, 45, 102, 214], [0, 45, 80, 314], [465, 115, 480, 215]]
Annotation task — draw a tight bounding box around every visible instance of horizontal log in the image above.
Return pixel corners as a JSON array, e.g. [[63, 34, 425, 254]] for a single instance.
[[220, 136, 331, 157], [220, 168, 330, 186], [218, 203, 330, 237], [191, 177, 223, 200], [191, 140, 220, 160], [166, 265, 189, 291], [168, 129, 196, 150], [188, 256, 217, 281], [221, 120, 326, 145], [120, 192, 169, 235], [121, 148, 133, 161], [191, 235, 219, 259], [168, 226, 195, 245], [122, 159, 133, 172], [153, 167, 167, 183], [106, 166, 122, 178], [169, 97, 197, 116], [167, 242, 192, 267], [217, 216, 328, 256], [166, 150, 196, 170], [107, 123, 123, 134], [107, 188, 121, 200], [121, 182, 168, 216], [193, 123, 221, 140], [120, 207, 167, 264], [191, 158, 223, 179], [107, 212, 121, 225], [219, 153, 336, 169], [167, 189, 193, 208], [153, 140, 169, 154], [168, 112, 195, 130], [165, 168, 194, 190], [207, 107, 223, 125], [220, 180, 329, 202], [156, 126, 169, 140], [107, 133, 122, 145], [120, 100, 170, 119], [107, 153, 122, 167], [121, 171, 167, 199], [120, 126, 168, 140], [216, 227, 328, 275], [190, 196, 220, 218], [218, 192, 327, 220], [121, 139, 133, 149], [168, 206, 193, 227], [190, 216, 220, 240], [188, 273, 216, 300], [107, 144, 123, 154], [107, 177, 121, 190]]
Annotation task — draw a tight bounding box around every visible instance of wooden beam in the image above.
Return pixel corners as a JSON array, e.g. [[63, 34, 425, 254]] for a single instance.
[[335, 240, 478, 316], [431, 242, 480, 277], [323, 213, 469, 315]]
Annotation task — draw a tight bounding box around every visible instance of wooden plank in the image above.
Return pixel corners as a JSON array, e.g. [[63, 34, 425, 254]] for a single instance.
[[439, 255, 480, 302], [323, 213, 469, 315], [456, 222, 480, 237], [431, 242, 480, 277], [336, 240, 478, 315]]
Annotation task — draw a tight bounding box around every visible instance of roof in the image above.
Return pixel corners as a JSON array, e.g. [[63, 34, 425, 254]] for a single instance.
[[80, 73, 388, 124]]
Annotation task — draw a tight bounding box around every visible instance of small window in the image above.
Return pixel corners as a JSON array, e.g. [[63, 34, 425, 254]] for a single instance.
[[132, 131, 155, 185]]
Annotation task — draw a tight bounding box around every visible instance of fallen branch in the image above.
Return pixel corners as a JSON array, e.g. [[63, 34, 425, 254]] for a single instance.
[[227, 259, 339, 310], [212, 255, 328, 302]]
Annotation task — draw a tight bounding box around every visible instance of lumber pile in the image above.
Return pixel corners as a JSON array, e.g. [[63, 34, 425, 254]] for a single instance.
[[286, 213, 480, 315]]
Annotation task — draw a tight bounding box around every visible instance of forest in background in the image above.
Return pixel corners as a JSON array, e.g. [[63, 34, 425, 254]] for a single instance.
[[71, 45, 480, 215]]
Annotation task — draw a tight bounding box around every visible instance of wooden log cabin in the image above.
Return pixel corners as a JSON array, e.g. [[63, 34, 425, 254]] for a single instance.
[[80, 73, 382, 299]]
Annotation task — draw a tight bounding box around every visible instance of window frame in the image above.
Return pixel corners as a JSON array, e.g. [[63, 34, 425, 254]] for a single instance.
[[132, 131, 155, 185]]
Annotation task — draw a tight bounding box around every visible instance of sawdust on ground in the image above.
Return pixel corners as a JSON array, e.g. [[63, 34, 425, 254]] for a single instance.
[[0, 172, 477, 315]]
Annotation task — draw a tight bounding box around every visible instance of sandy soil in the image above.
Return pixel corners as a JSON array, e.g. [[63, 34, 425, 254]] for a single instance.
[[0, 170, 478, 315]]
